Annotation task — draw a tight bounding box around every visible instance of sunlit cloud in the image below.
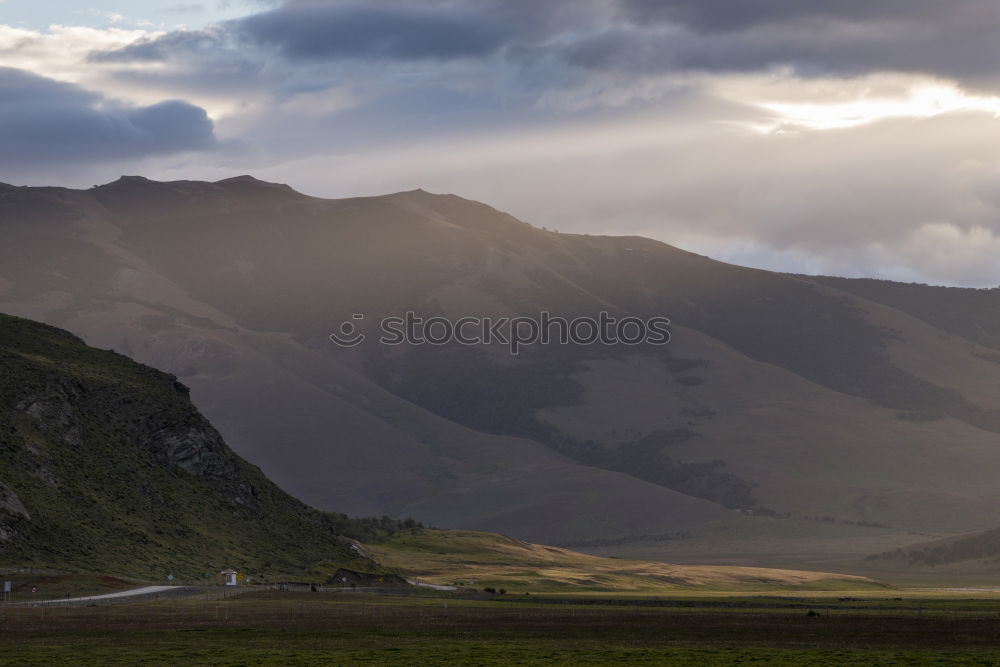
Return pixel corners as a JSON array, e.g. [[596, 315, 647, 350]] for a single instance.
[[0, 24, 157, 86], [718, 74, 1000, 132], [0, 23, 259, 118]]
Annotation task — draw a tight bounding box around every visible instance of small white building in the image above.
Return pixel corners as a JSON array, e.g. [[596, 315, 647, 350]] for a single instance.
[[221, 568, 238, 586]]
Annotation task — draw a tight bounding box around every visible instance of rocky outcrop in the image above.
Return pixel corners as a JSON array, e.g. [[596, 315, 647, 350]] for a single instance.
[[335, 536, 373, 560], [11, 370, 257, 507], [149, 419, 237, 478], [147, 419, 259, 509], [0, 481, 29, 542], [16, 390, 82, 447]]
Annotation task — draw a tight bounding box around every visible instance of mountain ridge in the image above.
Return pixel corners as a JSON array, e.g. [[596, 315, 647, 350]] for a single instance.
[[2, 175, 998, 557]]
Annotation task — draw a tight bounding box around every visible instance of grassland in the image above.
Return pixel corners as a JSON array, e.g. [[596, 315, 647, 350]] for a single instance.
[[5, 590, 1000, 665], [369, 529, 888, 592], [0, 573, 140, 602]]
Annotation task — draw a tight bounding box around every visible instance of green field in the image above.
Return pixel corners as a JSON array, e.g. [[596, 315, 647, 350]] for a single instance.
[[5, 590, 1000, 665]]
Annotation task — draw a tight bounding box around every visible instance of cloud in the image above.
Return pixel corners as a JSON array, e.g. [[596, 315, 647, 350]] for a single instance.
[[84, 0, 1000, 106], [597, 0, 1000, 88], [618, 0, 952, 33], [0, 23, 152, 80], [237, 3, 510, 60], [163, 3, 206, 13], [96, 2, 513, 65], [90, 28, 224, 63], [0, 68, 217, 167]]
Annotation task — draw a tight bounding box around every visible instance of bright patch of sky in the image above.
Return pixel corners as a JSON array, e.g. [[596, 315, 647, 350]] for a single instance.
[[0, 0, 248, 31], [755, 84, 1000, 132]]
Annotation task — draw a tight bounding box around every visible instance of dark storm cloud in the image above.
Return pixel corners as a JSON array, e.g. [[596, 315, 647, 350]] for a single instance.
[[90, 0, 1000, 89], [609, 0, 1000, 84], [553, 0, 1000, 85], [0, 67, 99, 106], [0, 68, 217, 166], [562, 23, 886, 76], [237, 3, 510, 60], [328, 0, 610, 39], [91, 0, 595, 65], [618, 0, 963, 33], [95, 1, 513, 64]]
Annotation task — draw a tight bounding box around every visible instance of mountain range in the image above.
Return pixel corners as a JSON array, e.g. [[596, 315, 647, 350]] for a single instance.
[[2, 175, 998, 564], [1, 310, 883, 592]]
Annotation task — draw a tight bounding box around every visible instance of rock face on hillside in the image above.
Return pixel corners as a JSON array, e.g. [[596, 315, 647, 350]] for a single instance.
[[0, 480, 29, 541], [0, 313, 366, 577]]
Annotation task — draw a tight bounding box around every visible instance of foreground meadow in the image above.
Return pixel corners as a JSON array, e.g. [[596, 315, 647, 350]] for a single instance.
[[4, 590, 1000, 665]]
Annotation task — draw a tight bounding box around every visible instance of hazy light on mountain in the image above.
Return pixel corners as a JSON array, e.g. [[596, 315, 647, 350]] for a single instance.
[[4, 1, 1000, 285]]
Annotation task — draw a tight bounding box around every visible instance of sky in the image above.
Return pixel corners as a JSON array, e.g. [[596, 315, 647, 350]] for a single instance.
[[2, 1, 1000, 287]]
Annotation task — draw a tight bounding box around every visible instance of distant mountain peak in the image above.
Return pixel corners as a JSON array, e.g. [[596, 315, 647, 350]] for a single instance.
[[90, 175, 157, 191], [94, 174, 297, 194], [215, 174, 287, 187], [216, 174, 260, 182], [213, 174, 300, 196]]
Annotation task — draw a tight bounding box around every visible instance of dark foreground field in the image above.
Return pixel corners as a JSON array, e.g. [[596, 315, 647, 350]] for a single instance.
[[5, 591, 1000, 665]]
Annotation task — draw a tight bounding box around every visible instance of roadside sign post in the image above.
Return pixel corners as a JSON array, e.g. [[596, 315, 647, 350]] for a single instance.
[[3, 580, 11, 603], [167, 574, 174, 584]]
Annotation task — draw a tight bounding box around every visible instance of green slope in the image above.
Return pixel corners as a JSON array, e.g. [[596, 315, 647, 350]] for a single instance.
[[0, 312, 396, 579]]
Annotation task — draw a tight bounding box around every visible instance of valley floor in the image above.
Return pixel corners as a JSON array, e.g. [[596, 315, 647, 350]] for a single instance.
[[575, 516, 1000, 588], [4, 590, 1000, 665]]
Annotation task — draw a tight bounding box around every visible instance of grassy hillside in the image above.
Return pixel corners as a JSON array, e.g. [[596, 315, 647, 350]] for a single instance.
[[2, 176, 1000, 554], [369, 529, 887, 593], [0, 312, 404, 579], [811, 276, 1000, 353], [869, 525, 1000, 569], [0, 179, 732, 545]]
